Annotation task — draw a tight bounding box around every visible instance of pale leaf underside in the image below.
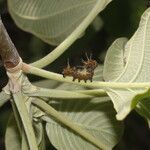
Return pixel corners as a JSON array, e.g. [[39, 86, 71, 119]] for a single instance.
[[37, 67, 123, 150], [46, 97, 123, 150], [5, 114, 21, 150], [8, 0, 111, 45], [103, 8, 150, 120]]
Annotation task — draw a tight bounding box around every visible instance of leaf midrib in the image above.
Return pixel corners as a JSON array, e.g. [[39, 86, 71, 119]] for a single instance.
[[114, 12, 150, 82], [49, 121, 116, 133], [11, 12, 86, 39], [10, 1, 96, 20]]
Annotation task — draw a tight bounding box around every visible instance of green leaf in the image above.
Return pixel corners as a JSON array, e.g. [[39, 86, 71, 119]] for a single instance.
[[13, 92, 38, 150], [135, 97, 150, 128], [32, 105, 46, 150], [8, 0, 112, 45], [93, 65, 104, 81], [92, 16, 103, 31], [21, 130, 30, 150], [5, 113, 45, 150], [31, 65, 121, 149], [103, 38, 128, 81], [45, 97, 123, 150], [0, 91, 10, 108], [5, 114, 21, 150], [33, 79, 61, 89], [33, 121, 45, 150], [103, 8, 150, 120]]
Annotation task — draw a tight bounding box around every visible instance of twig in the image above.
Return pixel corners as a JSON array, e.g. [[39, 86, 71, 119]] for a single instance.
[[0, 18, 20, 68]]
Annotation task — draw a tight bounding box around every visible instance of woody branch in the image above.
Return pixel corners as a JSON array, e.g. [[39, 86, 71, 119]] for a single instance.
[[0, 17, 20, 69]]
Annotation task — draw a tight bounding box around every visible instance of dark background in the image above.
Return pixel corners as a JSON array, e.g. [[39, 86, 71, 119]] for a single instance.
[[0, 0, 150, 149]]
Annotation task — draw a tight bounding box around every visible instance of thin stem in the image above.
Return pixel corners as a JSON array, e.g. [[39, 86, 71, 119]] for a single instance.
[[21, 130, 29, 150], [12, 102, 30, 150], [31, 0, 109, 68], [77, 89, 107, 96], [11, 101, 22, 136], [11, 102, 29, 150], [32, 98, 105, 149], [25, 86, 92, 99], [13, 92, 38, 150], [23, 64, 150, 89]]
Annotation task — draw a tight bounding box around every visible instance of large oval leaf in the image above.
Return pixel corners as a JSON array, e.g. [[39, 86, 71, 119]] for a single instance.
[[45, 97, 123, 150], [103, 8, 150, 120], [5, 111, 45, 150], [5, 114, 21, 150], [8, 0, 112, 45]]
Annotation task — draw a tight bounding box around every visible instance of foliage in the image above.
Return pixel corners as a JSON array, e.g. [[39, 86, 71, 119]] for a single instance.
[[103, 8, 150, 120], [8, 0, 111, 45], [0, 0, 149, 150]]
